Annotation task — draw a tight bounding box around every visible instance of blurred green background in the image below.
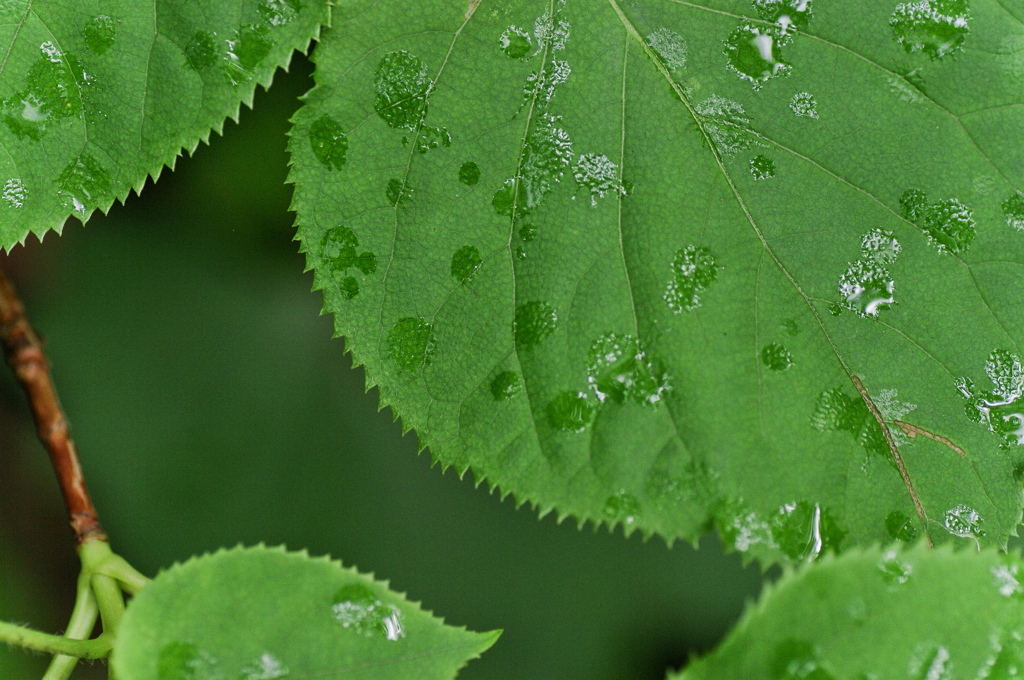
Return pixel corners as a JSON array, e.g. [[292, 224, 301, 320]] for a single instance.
[[0, 52, 766, 679]]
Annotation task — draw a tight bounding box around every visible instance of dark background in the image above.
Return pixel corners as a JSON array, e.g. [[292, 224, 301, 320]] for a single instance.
[[0, 51, 766, 679]]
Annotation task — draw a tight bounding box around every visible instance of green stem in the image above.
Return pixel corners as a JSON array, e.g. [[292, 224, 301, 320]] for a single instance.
[[96, 553, 151, 595], [0, 620, 110, 658], [92, 573, 125, 634], [42, 568, 100, 680]]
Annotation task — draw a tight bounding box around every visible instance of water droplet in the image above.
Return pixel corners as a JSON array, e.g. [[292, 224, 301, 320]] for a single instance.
[[515, 245, 527, 260], [490, 370, 522, 400], [386, 318, 435, 372], [955, 349, 1024, 446], [755, 0, 813, 38], [158, 641, 218, 680], [521, 113, 573, 210], [586, 332, 670, 405], [1002, 192, 1024, 230], [309, 115, 348, 170], [451, 245, 482, 282], [811, 386, 892, 463], [828, 303, 843, 316], [458, 161, 480, 186], [258, 0, 301, 27], [909, 644, 953, 680], [184, 31, 217, 71], [1, 43, 88, 140], [885, 510, 918, 541], [986, 630, 1024, 678], [899, 188, 975, 253], [603, 490, 640, 525], [647, 28, 687, 71], [993, 563, 1023, 597], [878, 548, 912, 585], [514, 301, 557, 350], [492, 178, 515, 216], [944, 503, 985, 539], [717, 497, 776, 552], [781, 318, 799, 335], [724, 25, 791, 90], [56, 154, 110, 220], [241, 653, 289, 679], [546, 390, 595, 432], [790, 92, 819, 118], [333, 584, 405, 641], [83, 15, 116, 55], [500, 25, 532, 59], [750, 154, 775, 180], [519, 223, 537, 241], [522, 58, 571, 105], [664, 245, 721, 313], [387, 178, 410, 206], [771, 502, 845, 561], [320, 225, 377, 296], [573, 153, 622, 205], [838, 229, 901, 317], [770, 639, 836, 680], [3, 178, 26, 209], [410, 124, 451, 154], [761, 343, 793, 371], [695, 94, 755, 155], [534, 10, 570, 52], [224, 24, 272, 85], [890, 0, 969, 60], [375, 51, 431, 132]]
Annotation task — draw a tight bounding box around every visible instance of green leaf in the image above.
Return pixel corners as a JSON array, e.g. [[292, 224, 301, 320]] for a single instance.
[[289, 0, 1024, 564], [111, 546, 499, 680], [0, 0, 330, 250], [674, 543, 1024, 680]]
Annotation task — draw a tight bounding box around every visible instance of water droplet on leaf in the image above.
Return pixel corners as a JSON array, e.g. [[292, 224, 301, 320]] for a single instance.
[[1002, 191, 1024, 230], [56, 154, 110, 219], [789, 92, 819, 118], [943, 503, 985, 540], [2, 42, 88, 140], [603, 490, 640, 525], [158, 641, 218, 680], [451, 245, 482, 282], [885, 510, 917, 541], [899, 188, 975, 253], [500, 25, 532, 59], [333, 584, 405, 641], [386, 318, 435, 372], [647, 28, 687, 71], [955, 349, 1024, 446], [184, 31, 218, 71], [890, 0, 969, 60], [750, 154, 775, 180], [781, 318, 799, 336], [458, 161, 480, 186], [992, 563, 1023, 597], [387, 178, 410, 206], [514, 301, 557, 350], [309, 115, 348, 170], [771, 502, 845, 561], [2, 178, 26, 209], [258, 0, 301, 27], [224, 24, 272, 85], [664, 245, 721, 313], [908, 644, 953, 680], [573, 153, 622, 205], [241, 653, 289, 679], [878, 549, 912, 585], [374, 50, 431, 132], [769, 639, 836, 680], [838, 229, 901, 317], [761, 343, 793, 370], [84, 15, 116, 55], [724, 25, 791, 90], [490, 371, 522, 401], [695, 94, 755, 155], [586, 332, 670, 405], [546, 390, 595, 432]]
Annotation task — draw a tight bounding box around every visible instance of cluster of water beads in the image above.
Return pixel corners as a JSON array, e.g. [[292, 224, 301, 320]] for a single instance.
[[586, 333, 670, 406], [1001, 191, 1024, 230], [719, 498, 844, 560], [908, 643, 952, 680], [885, 510, 918, 541], [308, 115, 348, 170], [694, 94, 756, 155], [810, 386, 892, 466], [2, 41, 88, 141], [451, 245, 482, 283], [837, 228, 901, 317], [955, 349, 1024, 446], [2, 179, 26, 209], [878, 548, 912, 586], [320, 225, 377, 300], [545, 390, 594, 432], [761, 342, 793, 371], [890, 0, 970, 60], [749, 154, 775, 180], [490, 370, 523, 401], [500, 25, 532, 59], [514, 300, 557, 351], [386, 317, 436, 372], [789, 92, 818, 118], [899, 188, 976, 254], [771, 639, 836, 680], [646, 28, 687, 71], [992, 563, 1023, 597], [664, 244, 722, 313], [332, 583, 406, 641], [943, 503, 986, 543]]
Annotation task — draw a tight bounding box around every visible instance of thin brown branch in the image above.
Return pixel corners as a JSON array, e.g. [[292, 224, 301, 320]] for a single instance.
[[851, 375, 933, 548], [894, 420, 966, 457], [0, 266, 106, 544]]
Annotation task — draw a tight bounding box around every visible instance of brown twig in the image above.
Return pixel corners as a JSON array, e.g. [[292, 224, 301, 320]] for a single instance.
[[0, 265, 106, 544], [851, 375, 933, 549]]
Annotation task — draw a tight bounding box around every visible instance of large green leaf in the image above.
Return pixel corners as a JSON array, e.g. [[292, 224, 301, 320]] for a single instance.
[[0, 0, 330, 250], [289, 0, 1024, 564], [675, 543, 1024, 679], [111, 546, 499, 680]]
